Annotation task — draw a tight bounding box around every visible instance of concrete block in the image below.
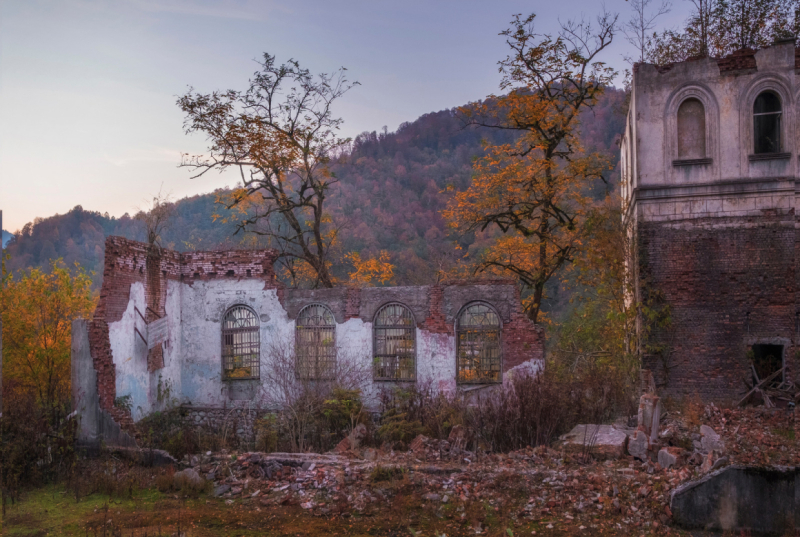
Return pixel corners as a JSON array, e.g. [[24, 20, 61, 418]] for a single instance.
[[671, 465, 800, 533], [559, 424, 628, 460], [628, 430, 650, 461]]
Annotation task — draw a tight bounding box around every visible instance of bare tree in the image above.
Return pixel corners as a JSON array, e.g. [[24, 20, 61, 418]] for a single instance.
[[258, 335, 370, 452], [622, 0, 672, 63], [134, 188, 175, 252], [178, 54, 358, 288]]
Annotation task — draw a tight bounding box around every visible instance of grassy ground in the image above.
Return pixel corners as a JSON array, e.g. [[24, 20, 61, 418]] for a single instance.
[[3, 481, 702, 537]]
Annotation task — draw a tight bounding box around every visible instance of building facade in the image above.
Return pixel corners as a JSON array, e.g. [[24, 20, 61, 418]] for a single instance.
[[72, 236, 543, 443], [622, 39, 800, 401]]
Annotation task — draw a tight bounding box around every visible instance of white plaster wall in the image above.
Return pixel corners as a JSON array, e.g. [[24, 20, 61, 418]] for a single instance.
[[109, 282, 150, 420], [152, 280, 183, 411], [108, 278, 542, 414], [178, 279, 294, 407]]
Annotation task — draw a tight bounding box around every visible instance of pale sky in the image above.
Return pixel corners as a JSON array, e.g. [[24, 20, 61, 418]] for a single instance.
[[0, 0, 687, 232]]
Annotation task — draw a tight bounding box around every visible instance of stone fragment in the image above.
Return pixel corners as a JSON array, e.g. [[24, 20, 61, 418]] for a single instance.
[[700, 425, 723, 452], [423, 493, 441, 502], [174, 468, 203, 488], [559, 424, 628, 460], [627, 430, 650, 461], [362, 448, 378, 462], [711, 456, 729, 471], [637, 393, 662, 442], [213, 484, 231, 497], [448, 425, 473, 450], [700, 451, 714, 473], [409, 435, 430, 453], [658, 446, 684, 469]]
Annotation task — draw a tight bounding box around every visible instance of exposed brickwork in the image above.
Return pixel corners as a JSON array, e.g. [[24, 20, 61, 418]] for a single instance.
[[716, 47, 758, 73], [501, 287, 545, 371], [89, 236, 280, 435], [420, 285, 450, 334], [638, 211, 798, 402], [345, 288, 361, 319]]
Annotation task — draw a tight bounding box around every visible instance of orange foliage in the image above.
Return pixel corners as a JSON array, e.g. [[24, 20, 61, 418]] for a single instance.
[[444, 12, 617, 323], [345, 251, 394, 286], [1, 259, 95, 413]]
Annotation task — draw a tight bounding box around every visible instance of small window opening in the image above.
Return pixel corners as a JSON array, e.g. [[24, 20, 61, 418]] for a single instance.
[[226, 269, 235, 277], [753, 92, 782, 154], [677, 98, 706, 159], [751, 344, 783, 382]]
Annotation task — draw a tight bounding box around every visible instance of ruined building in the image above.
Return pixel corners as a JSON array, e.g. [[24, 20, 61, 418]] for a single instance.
[[72, 236, 543, 446], [622, 38, 800, 401]]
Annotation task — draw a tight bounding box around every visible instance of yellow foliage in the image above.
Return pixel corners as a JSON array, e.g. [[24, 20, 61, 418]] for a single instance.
[[443, 13, 617, 323], [1, 259, 95, 411], [345, 251, 394, 287]]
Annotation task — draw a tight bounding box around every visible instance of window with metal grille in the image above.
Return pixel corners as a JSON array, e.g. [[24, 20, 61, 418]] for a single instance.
[[222, 305, 260, 380], [296, 304, 336, 380], [373, 303, 416, 381], [457, 303, 501, 383], [754, 91, 782, 154]]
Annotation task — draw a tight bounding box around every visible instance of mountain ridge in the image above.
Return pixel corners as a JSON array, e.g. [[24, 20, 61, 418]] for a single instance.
[[3, 89, 627, 292]]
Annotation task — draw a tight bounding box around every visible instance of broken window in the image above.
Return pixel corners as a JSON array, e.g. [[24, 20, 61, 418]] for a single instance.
[[296, 304, 336, 380], [677, 98, 706, 159], [754, 91, 782, 154], [222, 305, 260, 380], [457, 303, 501, 383], [751, 344, 783, 382], [373, 303, 416, 381]]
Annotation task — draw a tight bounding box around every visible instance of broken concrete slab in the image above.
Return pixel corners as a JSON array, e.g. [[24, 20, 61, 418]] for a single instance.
[[637, 393, 662, 443], [671, 465, 800, 533], [628, 430, 650, 461], [559, 424, 628, 460], [658, 447, 685, 469], [700, 424, 724, 452]]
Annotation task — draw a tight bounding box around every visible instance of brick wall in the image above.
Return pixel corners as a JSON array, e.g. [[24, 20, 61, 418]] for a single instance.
[[638, 211, 797, 402], [88, 236, 280, 435]]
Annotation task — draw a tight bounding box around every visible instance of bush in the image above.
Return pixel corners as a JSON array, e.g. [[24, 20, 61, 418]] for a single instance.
[[0, 381, 77, 504], [377, 364, 633, 454]]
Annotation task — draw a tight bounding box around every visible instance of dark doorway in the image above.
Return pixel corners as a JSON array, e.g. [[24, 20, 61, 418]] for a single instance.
[[751, 344, 783, 381]]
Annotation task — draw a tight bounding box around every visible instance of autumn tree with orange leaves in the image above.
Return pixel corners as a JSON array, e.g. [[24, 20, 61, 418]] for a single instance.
[[445, 12, 618, 323], [178, 54, 358, 288], [1, 259, 95, 420]]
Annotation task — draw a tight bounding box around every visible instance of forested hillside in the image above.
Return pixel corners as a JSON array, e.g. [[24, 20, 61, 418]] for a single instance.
[[3, 88, 626, 292]]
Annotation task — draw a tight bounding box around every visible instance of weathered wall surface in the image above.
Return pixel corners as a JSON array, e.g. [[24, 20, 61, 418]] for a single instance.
[[640, 214, 798, 400], [77, 236, 544, 440], [623, 41, 800, 402]]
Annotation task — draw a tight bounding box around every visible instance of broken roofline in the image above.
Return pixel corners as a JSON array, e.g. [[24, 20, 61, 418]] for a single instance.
[[632, 38, 799, 75]]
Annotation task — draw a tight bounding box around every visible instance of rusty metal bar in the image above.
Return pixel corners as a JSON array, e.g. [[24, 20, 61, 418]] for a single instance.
[[134, 327, 147, 345]]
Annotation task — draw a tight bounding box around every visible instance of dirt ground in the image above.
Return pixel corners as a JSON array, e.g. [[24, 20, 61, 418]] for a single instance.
[[5, 403, 800, 537]]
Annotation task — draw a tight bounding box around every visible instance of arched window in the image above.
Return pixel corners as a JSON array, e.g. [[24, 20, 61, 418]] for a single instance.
[[222, 305, 260, 380], [456, 303, 501, 383], [677, 98, 706, 158], [296, 304, 336, 379], [753, 91, 782, 154], [373, 303, 416, 381]]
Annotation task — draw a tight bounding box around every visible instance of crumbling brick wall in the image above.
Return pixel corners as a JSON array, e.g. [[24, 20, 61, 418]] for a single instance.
[[88, 236, 279, 435], [638, 211, 797, 402]]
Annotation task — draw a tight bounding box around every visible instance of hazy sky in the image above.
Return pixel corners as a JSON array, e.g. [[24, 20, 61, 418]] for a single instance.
[[0, 0, 687, 232]]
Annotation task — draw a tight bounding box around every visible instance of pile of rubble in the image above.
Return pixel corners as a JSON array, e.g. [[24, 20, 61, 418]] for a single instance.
[[167, 397, 799, 532]]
